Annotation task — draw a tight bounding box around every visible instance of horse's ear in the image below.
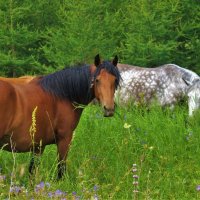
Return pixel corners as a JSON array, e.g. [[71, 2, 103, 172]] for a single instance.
[[112, 55, 118, 66], [94, 54, 101, 67]]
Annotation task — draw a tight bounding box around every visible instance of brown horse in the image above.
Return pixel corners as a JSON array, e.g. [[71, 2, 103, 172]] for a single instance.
[[0, 55, 120, 179], [0, 75, 35, 84]]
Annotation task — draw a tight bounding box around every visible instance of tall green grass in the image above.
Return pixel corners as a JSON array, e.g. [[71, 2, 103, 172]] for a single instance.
[[0, 105, 200, 199]]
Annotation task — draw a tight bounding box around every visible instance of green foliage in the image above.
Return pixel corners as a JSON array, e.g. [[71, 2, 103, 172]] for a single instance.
[[0, 0, 199, 76]]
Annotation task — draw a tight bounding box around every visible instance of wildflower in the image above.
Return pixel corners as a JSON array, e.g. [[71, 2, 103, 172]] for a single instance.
[[38, 181, 45, 188], [94, 194, 99, 200], [124, 123, 131, 129], [132, 163, 139, 198], [45, 182, 50, 188], [94, 185, 98, 191], [10, 185, 22, 195], [133, 175, 139, 179], [0, 175, 6, 182], [34, 181, 45, 193], [132, 169, 137, 173], [132, 164, 137, 168], [133, 181, 139, 185], [48, 192, 53, 198], [54, 189, 65, 197], [72, 192, 80, 200], [149, 146, 154, 150], [196, 185, 200, 191]]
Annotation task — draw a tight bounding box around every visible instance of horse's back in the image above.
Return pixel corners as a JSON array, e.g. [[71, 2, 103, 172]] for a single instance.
[[0, 76, 35, 84], [0, 80, 16, 103], [0, 80, 18, 133], [116, 63, 197, 106]]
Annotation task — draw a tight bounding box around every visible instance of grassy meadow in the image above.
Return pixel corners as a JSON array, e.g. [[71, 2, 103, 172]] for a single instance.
[[0, 104, 200, 199]]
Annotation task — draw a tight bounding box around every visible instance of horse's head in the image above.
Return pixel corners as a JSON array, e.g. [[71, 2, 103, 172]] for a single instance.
[[187, 79, 200, 116], [92, 54, 120, 117]]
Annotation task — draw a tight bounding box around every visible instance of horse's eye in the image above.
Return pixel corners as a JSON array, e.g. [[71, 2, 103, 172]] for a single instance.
[[96, 79, 99, 83]]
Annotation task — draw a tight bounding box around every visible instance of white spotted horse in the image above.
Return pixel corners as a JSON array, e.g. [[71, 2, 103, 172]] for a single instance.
[[116, 63, 200, 116]]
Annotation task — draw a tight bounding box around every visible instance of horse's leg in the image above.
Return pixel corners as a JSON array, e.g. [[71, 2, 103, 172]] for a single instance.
[[57, 134, 73, 179]]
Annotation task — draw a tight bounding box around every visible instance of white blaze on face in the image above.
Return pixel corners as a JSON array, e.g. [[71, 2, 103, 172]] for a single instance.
[[188, 81, 200, 116]]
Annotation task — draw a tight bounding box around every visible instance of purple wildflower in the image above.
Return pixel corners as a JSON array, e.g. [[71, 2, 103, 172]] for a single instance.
[[133, 175, 139, 179], [94, 185, 98, 191], [34, 181, 45, 193], [39, 181, 45, 188], [132, 163, 139, 199], [196, 185, 200, 191], [132, 169, 137, 173], [48, 192, 53, 198], [133, 181, 139, 185], [10, 185, 22, 195], [54, 189, 66, 197], [72, 192, 80, 200]]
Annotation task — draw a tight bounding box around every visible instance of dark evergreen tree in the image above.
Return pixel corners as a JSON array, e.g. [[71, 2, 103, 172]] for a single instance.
[[0, 0, 199, 76]]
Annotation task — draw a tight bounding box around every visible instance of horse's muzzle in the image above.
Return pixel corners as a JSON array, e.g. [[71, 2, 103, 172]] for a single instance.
[[103, 106, 114, 117]]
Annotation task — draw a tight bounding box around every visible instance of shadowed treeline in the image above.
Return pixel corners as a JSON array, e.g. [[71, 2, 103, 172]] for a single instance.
[[0, 0, 199, 77]]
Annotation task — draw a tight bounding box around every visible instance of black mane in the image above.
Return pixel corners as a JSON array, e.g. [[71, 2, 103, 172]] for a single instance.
[[39, 61, 121, 104]]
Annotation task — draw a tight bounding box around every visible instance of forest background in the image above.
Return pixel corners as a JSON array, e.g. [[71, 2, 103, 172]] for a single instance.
[[0, 0, 199, 77]]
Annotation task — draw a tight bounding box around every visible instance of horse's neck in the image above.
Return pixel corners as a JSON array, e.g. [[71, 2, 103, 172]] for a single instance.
[[79, 88, 95, 105], [77, 65, 96, 105]]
